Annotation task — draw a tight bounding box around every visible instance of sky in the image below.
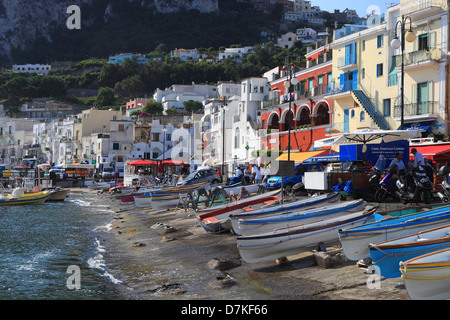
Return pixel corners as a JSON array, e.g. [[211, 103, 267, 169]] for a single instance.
[[311, 0, 397, 16]]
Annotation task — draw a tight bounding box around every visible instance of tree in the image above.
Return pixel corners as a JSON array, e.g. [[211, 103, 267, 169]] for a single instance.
[[95, 87, 115, 107], [183, 100, 203, 113], [143, 101, 163, 115]]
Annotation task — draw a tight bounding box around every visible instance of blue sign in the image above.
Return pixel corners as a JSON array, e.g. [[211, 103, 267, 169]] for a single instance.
[[339, 140, 409, 170]]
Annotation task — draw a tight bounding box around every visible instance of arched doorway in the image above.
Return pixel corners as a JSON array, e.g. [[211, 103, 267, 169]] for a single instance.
[[297, 107, 311, 126], [314, 103, 330, 126], [283, 110, 294, 131], [268, 113, 279, 130]]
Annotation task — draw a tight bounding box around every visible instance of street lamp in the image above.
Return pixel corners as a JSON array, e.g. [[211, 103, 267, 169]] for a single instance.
[[186, 118, 192, 169], [162, 127, 167, 164], [391, 15, 415, 130], [221, 103, 228, 177], [283, 55, 299, 162]]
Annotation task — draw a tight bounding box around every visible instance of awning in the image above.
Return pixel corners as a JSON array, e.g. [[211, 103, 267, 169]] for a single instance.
[[304, 152, 340, 162], [409, 144, 450, 162], [276, 150, 329, 164], [397, 121, 434, 132]]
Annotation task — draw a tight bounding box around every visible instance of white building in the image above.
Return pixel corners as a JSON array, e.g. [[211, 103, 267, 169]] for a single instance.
[[12, 64, 51, 75], [217, 47, 254, 63]]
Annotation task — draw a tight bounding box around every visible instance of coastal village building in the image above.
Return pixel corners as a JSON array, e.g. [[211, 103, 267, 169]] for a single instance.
[[259, 41, 333, 159], [326, 0, 448, 139], [12, 64, 51, 75]]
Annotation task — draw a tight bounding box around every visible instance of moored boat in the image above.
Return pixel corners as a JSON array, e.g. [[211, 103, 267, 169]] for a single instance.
[[233, 199, 367, 236], [196, 189, 282, 234], [400, 247, 450, 300], [229, 192, 340, 222], [47, 188, 69, 201], [0, 190, 52, 206], [339, 204, 450, 261], [237, 207, 377, 264], [368, 224, 450, 278]]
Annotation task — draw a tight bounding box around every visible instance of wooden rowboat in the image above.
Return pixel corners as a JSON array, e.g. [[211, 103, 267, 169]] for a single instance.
[[400, 247, 450, 300], [339, 204, 450, 261], [236, 207, 377, 264], [368, 224, 450, 279], [233, 199, 367, 236], [196, 190, 282, 234]]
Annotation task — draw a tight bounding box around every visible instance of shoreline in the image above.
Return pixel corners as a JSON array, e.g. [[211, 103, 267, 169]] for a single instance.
[[77, 188, 410, 300]]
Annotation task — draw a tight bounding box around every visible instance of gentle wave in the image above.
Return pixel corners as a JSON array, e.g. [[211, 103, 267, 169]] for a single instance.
[[87, 238, 122, 284]]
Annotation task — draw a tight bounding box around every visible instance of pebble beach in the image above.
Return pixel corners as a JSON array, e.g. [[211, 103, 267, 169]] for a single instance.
[[77, 187, 413, 301]]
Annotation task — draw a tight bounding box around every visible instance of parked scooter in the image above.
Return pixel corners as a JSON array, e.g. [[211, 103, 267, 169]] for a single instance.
[[374, 167, 399, 202], [437, 164, 450, 202], [396, 166, 433, 204], [363, 166, 382, 202]]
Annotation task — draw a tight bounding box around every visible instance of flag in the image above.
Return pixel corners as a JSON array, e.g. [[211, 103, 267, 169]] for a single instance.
[[218, 92, 222, 100]]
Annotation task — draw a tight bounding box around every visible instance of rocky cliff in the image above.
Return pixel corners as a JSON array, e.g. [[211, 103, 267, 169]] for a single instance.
[[0, 0, 219, 62]]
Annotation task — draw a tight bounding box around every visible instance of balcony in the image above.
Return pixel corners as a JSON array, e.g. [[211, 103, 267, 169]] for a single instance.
[[395, 48, 441, 70], [394, 101, 438, 118], [337, 56, 357, 71]]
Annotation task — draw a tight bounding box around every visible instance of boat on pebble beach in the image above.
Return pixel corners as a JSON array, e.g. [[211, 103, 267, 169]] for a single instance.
[[232, 199, 367, 236], [228, 192, 340, 222], [368, 224, 450, 278], [339, 204, 450, 261], [400, 247, 450, 300], [196, 189, 282, 233], [236, 207, 378, 264]]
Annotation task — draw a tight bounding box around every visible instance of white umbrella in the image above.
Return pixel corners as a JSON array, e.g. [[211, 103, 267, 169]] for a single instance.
[[333, 129, 421, 144], [330, 129, 421, 152]]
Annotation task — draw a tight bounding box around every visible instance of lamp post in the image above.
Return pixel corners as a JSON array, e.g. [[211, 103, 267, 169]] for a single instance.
[[283, 56, 299, 162], [390, 15, 416, 131], [186, 118, 192, 168], [162, 126, 167, 166], [221, 103, 227, 177]]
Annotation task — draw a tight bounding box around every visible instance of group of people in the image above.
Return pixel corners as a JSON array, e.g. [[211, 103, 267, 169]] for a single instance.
[[233, 164, 272, 185], [388, 148, 436, 183]]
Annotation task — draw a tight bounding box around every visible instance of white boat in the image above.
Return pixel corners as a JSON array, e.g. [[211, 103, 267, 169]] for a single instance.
[[400, 247, 450, 300], [196, 190, 282, 234], [233, 199, 367, 236], [236, 207, 377, 264], [229, 192, 340, 222], [133, 193, 179, 209], [338, 205, 450, 261], [87, 181, 111, 190], [368, 224, 450, 279]]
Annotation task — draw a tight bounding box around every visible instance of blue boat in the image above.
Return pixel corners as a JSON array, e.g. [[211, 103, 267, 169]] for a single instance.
[[339, 204, 450, 261], [368, 224, 450, 278]]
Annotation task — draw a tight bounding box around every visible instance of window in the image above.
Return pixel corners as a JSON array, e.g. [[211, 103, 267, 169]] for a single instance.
[[351, 110, 355, 118], [118, 124, 124, 131], [362, 40, 365, 51], [113, 143, 120, 150], [418, 34, 429, 51], [362, 68, 365, 79], [360, 111, 365, 121], [383, 98, 391, 117], [344, 42, 357, 65], [377, 34, 384, 48], [376, 63, 383, 77], [234, 128, 240, 148]]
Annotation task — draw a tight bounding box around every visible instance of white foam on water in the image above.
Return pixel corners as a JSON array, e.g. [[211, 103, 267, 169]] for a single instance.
[[87, 238, 122, 284], [93, 221, 113, 232]]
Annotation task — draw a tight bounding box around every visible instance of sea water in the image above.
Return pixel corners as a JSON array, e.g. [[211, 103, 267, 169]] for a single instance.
[[0, 191, 122, 299]]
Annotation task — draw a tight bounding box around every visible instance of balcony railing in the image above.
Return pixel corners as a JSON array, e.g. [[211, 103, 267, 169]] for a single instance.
[[394, 48, 441, 67], [394, 101, 438, 117]]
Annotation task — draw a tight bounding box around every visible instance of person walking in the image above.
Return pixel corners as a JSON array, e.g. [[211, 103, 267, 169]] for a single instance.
[[411, 148, 424, 168], [254, 166, 262, 184]]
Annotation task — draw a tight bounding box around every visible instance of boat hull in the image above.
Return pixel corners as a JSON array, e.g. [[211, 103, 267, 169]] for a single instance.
[[196, 190, 282, 234], [233, 199, 366, 236], [237, 208, 377, 264], [369, 224, 450, 278], [0, 191, 52, 206], [400, 248, 450, 300], [47, 189, 69, 201], [339, 205, 450, 261]]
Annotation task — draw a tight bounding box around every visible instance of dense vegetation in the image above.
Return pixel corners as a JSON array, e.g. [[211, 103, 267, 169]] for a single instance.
[[2, 0, 312, 114]]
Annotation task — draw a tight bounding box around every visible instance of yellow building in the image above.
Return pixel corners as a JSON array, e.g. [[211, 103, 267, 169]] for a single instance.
[[327, 0, 449, 138]]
